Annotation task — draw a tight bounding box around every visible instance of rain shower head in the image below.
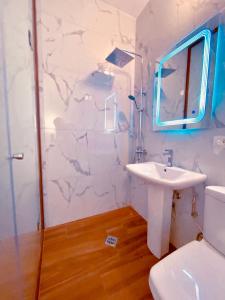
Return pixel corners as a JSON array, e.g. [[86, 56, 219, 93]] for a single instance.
[[105, 48, 134, 68]]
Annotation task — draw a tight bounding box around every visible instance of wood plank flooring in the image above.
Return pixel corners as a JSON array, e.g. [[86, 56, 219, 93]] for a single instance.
[[0, 231, 41, 300], [39, 207, 159, 300]]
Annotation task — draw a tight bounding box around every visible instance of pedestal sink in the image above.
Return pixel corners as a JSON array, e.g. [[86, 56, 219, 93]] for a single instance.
[[126, 162, 207, 258]]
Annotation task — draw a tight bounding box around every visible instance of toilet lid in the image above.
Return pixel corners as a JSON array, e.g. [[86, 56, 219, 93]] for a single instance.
[[149, 240, 225, 300]]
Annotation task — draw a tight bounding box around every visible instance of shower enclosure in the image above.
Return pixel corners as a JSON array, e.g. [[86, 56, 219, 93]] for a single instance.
[[106, 48, 147, 163], [0, 0, 43, 299]]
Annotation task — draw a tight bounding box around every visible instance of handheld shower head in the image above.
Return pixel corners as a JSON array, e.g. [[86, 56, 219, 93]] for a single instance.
[[128, 95, 139, 110], [128, 95, 136, 101]]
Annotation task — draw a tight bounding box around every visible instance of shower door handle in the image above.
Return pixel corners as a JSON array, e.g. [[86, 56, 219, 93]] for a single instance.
[[10, 153, 24, 160]]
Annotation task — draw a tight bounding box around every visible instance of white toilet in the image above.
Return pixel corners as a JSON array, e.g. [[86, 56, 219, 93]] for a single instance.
[[149, 186, 225, 300]]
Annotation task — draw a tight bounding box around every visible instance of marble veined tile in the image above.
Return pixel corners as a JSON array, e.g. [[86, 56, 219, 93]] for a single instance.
[[132, 0, 225, 248], [38, 0, 135, 226]]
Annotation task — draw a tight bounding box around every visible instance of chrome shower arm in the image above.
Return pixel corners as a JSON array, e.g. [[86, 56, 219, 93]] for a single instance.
[[120, 49, 143, 61]]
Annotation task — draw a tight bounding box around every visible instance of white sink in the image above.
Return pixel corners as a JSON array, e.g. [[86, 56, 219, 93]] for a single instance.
[[126, 161, 207, 259], [126, 162, 207, 189]]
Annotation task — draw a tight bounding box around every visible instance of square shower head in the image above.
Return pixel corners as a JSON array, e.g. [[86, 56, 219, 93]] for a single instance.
[[105, 48, 134, 68]]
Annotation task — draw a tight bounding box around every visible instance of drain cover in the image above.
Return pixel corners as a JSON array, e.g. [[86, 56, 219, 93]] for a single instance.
[[105, 235, 118, 247]]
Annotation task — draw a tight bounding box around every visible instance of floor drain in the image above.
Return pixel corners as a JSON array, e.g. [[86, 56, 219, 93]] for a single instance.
[[105, 235, 118, 247]]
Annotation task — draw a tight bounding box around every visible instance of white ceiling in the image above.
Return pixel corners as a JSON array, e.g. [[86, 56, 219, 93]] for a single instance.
[[103, 0, 149, 18]]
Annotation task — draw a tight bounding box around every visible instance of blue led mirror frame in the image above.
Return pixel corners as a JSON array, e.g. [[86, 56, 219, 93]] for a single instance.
[[154, 29, 212, 128]]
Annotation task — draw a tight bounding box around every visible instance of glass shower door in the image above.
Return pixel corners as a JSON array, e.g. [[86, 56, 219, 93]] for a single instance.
[[0, 15, 23, 298], [0, 0, 42, 299]]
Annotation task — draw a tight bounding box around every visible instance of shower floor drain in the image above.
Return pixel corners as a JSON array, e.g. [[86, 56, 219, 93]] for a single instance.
[[105, 235, 118, 247]]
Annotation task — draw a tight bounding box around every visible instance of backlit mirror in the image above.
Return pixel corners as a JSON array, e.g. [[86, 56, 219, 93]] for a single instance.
[[153, 28, 216, 130]]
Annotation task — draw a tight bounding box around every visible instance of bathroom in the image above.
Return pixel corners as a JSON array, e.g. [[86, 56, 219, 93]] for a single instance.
[[1, 0, 225, 299]]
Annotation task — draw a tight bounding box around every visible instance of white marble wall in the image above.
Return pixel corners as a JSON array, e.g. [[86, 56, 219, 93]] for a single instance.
[[132, 0, 225, 248], [37, 0, 136, 227]]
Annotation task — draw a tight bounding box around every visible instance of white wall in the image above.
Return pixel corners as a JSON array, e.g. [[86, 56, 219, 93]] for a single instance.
[[37, 0, 136, 227], [132, 0, 225, 248]]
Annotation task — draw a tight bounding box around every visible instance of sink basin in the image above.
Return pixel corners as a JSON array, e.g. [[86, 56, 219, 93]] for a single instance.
[[126, 162, 207, 189], [127, 161, 207, 259]]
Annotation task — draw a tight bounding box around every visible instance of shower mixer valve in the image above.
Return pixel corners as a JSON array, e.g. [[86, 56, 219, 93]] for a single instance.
[[136, 147, 147, 154], [135, 147, 147, 163]]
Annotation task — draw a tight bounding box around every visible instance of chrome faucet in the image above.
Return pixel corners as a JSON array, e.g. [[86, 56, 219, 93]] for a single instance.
[[163, 149, 173, 167]]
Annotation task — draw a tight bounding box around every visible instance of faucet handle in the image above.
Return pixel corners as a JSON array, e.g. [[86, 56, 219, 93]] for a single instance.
[[163, 149, 174, 167]]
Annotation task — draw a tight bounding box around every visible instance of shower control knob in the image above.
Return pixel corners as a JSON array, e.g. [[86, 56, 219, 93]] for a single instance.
[[10, 153, 24, 160]]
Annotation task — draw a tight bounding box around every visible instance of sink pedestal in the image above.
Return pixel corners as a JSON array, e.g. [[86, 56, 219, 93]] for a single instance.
[[126, 161, 207, 259], [147, 185, 173, 258]]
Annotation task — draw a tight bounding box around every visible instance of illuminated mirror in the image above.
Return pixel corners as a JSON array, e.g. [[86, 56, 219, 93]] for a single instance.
[[153, 28, 213, 130]]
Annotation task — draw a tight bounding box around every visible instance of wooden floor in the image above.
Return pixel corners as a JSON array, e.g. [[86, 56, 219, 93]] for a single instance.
[[0, 231, 41, 300], [39, 207, 159, 300]]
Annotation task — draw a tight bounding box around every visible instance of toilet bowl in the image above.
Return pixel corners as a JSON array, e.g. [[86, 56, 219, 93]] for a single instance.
[[149, 186, 225, 300]]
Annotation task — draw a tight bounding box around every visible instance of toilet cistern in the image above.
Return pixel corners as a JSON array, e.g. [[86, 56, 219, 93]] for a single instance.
[[163, 149, 173, 167]]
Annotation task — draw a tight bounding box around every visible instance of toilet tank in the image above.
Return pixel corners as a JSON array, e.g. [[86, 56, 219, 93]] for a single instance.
[[204, 186, 225, 256]]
